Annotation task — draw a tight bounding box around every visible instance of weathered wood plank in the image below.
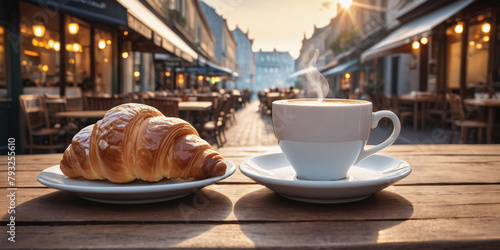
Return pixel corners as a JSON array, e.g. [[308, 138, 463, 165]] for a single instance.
[[2, 185, 500, 224], [2, 218, 499, 249], [3, 152, 500, 188]]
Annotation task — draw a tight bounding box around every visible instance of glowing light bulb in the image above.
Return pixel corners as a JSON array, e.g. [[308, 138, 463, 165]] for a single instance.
[[106, 40, 112, 45], [54, 42, 60, 51], [455, 24, 463, 34], [134, 71, 140, 77], [122, 52, 129, 58], [482, 23, 490, 33], [345, 73, 351, 79], [48, 40, 54, 48], [33, 25, 45, 37], [165, 72, 171, 77], [68, 23, 79, 35], [32, 38, 39, 46], [420, 37, 428, 45], [73, 43, 80, 52], [98, 39, 106, 49], [483, 36, 489, 42], [412, 41, 420, 49]]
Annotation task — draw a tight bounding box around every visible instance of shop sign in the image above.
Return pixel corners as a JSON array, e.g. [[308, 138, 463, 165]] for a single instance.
[[162, 38, 174, 53], [153, 32, 162, 47], [127, 14, 152, 40]]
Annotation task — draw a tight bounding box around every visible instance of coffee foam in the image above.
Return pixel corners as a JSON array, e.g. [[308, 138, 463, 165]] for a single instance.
[[278, 99, 368, 106]]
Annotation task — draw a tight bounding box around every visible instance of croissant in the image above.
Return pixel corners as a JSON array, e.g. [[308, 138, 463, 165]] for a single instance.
[[60, 103, 227, 183]]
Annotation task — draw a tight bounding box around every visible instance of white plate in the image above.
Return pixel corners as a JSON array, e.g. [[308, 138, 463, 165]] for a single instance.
[[37, 161, 236, 204], [239, 153, 411, 204]]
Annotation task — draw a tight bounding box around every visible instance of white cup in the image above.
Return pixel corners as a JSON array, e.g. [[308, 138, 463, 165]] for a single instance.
[[272, 98, 401, 181]]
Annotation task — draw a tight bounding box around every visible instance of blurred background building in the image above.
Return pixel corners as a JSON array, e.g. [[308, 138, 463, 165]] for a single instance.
[[255, 48, 295, 90], [232, 26, 255, 93]]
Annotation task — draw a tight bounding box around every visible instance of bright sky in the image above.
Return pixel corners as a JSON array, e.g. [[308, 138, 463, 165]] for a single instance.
[[201, 0, 338, 59]]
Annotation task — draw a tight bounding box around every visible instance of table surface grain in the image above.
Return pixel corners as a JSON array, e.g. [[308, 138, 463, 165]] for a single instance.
[[1, 145, 500, 249]]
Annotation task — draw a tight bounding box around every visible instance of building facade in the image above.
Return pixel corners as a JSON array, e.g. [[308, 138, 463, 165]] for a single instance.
[[232, 26, 255, 92], [295, 25, 333, 72], [200, 0, 237, 89], [361, 0, 500, 100], [0, 0, 224, 152], [255, 49, 295, 90]]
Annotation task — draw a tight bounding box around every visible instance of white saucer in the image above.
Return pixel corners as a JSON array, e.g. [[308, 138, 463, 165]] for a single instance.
[[239, 153, 411, 204], [37, 161, 236, 204]]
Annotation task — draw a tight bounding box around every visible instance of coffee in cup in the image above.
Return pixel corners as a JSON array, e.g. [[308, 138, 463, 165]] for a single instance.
[[272, 98, 401, 181]]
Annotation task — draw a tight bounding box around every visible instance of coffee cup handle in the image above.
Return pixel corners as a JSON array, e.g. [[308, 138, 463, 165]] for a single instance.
[[355, 110, 401, 164]]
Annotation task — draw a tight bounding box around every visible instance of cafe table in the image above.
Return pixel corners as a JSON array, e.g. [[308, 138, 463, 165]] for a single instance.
[[55, 110, 108, 119], [1, 144, 500, 248], [464, 98, 500, 144], [399, 94, 436, 132]]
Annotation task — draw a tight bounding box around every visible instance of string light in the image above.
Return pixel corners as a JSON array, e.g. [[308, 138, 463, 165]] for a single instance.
[[454, 23, 463, 34], [68, 23, 79, 35], [420, 37, 428, 45], [482, 23, 491, 33], [122, 52, 129, 58], [33, 24, 45, 37], [98, 39, 106, 49], [412, 41, 420, 49]]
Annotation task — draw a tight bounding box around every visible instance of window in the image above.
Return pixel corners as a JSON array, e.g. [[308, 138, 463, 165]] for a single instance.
[[65, 15, 91, 95], [466, 21, 490, 89], [94, 29, 113, 95], [446, 24, 463, 90], [19, 2, 61, 94], [0, 26, 6, 98]]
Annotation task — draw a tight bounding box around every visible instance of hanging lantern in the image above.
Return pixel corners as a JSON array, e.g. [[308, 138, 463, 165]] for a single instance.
[[32, 24, 45, 37], [482, 23, 490, 33], [412, 41, 420, 49], [68, 23, 79, 35], [98, 39, 106, 49]]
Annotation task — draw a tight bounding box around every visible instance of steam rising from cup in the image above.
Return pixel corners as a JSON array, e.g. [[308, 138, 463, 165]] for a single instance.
[[302, 49, 330, 102]]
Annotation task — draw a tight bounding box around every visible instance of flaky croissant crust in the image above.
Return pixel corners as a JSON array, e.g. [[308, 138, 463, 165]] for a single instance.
[[60, 103, 227, 183]]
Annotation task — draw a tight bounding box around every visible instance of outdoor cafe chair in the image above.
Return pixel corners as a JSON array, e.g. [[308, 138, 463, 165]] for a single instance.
[[19, 94, 66, 154], [391, 94, 413, 126], [447, 93, 487, 143], [427, 93, 448, 128], [200, 95, 225, 147], [143, 98, 180, 118]]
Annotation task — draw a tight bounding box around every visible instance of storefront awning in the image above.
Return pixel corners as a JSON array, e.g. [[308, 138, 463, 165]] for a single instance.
[[24, 0, 128, 25], [361, 0, 474, 62], [117, 0, 198, 62], [288, 68, 314, 79], [322, 59, 359, 77], [205, 60, 233, 75]]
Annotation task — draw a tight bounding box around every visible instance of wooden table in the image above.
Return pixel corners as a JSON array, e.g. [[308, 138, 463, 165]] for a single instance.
[[179, 101, 213, 122], [464, 98, 500, 144], [55, 110, 108, 119], [53, 102, 212, 118], [178, 101, 212, 111], [399, 94, 436, 131], [1, 145, 500, 248]]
